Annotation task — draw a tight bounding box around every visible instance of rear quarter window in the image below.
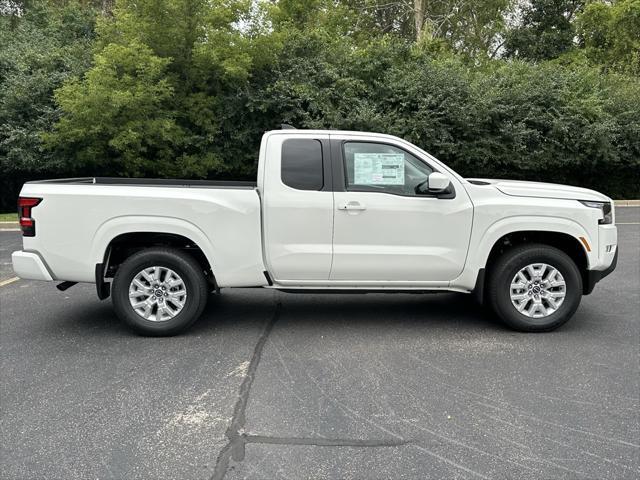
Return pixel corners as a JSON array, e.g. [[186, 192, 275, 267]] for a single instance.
[[281, 139, 324, 191]]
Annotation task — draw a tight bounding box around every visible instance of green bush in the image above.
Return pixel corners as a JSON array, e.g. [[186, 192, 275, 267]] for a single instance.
[[1, 1, 639, 211], [241, 34, 640, 197], [0, 1, 96, 210]]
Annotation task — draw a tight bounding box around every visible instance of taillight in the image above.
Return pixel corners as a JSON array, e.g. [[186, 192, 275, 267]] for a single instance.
[[18, 197, 42, 237]]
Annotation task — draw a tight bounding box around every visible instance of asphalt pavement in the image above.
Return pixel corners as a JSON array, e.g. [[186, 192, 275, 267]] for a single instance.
[[1, 208, 639, 479]]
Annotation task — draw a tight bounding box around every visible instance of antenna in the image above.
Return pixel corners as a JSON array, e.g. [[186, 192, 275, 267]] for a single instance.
[[280, 124, 297, 130]]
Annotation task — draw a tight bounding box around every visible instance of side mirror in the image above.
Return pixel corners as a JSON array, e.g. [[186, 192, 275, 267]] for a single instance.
[[426, 172, 450, 193]]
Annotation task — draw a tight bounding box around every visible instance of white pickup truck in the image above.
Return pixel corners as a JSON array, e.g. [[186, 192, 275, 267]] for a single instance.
[[12, 129, 618, 335]]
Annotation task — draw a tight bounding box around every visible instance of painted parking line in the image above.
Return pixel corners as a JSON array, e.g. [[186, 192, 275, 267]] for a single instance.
[[0, 277, 19, 287], [0, 228, 20, 232]]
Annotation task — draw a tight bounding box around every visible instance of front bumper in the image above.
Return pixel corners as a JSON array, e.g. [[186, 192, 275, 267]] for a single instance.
[[11, 251, 53, 281], [594, 224, 617, 270], [584, 247, 618, 295]]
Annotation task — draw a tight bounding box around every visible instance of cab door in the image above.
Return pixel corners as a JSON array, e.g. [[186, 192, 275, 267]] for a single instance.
[[329, 137, 473, 285], [262, 133, 334, 281]]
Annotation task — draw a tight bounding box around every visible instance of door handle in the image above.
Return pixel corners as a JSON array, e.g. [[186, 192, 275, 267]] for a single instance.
[[338, 201, 366, 211]]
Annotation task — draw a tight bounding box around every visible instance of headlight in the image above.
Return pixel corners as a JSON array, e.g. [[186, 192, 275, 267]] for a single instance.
[[579, 200, 613, 224]]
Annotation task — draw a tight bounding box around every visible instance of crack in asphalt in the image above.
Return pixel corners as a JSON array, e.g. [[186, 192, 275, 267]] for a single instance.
[[211, 302, 281, 480], [246, 435, 409, 448], [211, 301, 409, 480]]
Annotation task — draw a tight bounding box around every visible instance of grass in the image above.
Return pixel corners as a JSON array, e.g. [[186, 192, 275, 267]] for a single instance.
[[0, 212, 18, 222]]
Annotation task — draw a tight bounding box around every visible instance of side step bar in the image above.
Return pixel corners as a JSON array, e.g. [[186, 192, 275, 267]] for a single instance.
[[56, 281, 77, 291]]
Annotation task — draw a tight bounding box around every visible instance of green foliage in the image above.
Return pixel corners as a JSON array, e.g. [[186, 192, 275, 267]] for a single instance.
[[0, 0, 96, 173], [504, 0, 584, 61], [44, 0, 262, 180], [46, 41, 182, 176], [0, 0, 97, 209], [0, 212, 17, 221], [465, 63, 640, 196], [418, 0, 511, 59], [1, 0, 639, 210], [276, 0, 512, 58], [242, 31, 639, 197], [577, 0, 640, 75]]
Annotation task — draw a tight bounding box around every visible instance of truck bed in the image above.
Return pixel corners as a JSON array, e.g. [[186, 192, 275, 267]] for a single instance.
[[18, 179, 266, 287]]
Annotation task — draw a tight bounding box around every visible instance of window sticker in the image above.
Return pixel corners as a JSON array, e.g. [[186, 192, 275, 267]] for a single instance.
[[353, 153, 405, 185]]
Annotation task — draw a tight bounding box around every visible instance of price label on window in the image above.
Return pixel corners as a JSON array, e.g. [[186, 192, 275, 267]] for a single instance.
[[353, 153, 405, 185]]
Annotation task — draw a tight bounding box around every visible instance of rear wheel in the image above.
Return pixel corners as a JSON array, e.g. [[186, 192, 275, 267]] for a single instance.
[[487, 244, 582, 332], [112, 247, 208, 336]]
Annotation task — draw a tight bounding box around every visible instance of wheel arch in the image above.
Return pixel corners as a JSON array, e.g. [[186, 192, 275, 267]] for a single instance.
[[91, 216, 218, 287], [482, 230, 590, 298]]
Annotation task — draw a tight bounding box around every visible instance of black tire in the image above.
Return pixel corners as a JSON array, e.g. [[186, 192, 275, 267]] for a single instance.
[[112, 247, 208, 336], [487, 244, 583, 332]]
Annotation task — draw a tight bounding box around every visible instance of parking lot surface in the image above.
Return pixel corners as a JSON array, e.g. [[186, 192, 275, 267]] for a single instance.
[[1, 208, 639, 479]]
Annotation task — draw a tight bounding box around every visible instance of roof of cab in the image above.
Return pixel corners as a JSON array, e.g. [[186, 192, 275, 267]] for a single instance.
[[264, 129, 403, 141]]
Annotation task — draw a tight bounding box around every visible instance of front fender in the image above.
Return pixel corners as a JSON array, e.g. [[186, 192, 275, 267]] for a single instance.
[[452, 215, 595, 291], [475, 215, 594, 270]]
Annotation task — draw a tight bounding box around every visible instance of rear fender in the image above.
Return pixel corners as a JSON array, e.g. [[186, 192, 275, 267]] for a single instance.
[[91, 216, 217, 277]]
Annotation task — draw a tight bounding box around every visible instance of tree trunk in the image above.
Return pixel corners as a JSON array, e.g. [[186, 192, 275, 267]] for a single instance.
[[102, 0, 114, 15], [414, 0, 424, 41]]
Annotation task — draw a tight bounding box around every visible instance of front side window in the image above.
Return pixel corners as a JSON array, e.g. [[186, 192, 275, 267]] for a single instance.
[[281, 139, 324, 191], [343, 142, 433, 196]]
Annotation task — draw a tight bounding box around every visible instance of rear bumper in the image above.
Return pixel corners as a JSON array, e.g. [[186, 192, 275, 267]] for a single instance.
[[11, 251, 53, 281], [585, 247, 618, 295]]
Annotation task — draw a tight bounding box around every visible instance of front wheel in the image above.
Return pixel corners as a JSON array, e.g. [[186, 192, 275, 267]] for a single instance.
[[487, 244, 583, 332], [112, 247, 208, 336]]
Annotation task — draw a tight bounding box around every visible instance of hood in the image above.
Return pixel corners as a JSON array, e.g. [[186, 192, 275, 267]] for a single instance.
[[466, 178, 610, 202]]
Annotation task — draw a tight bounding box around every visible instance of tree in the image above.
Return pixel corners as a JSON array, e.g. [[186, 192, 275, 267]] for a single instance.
[[0, 0, 96, 209], [241, 28, 640, 197], [2, 0, 639, 211], [270, 0, 512, 58], [504, 0, 584, 61], [410, 0, 511, 58], [46, 41, 182, 176], [47, 0, 262, 179], [577, 0, 640, 75]]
